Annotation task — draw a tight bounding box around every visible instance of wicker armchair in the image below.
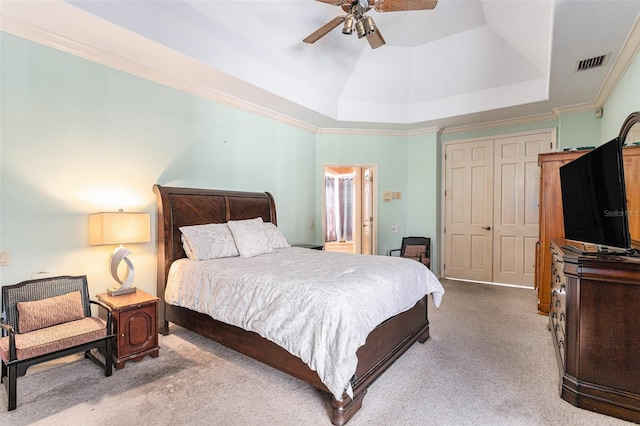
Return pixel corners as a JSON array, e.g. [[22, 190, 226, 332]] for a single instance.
[[0, 275, 114, 411], [389, 236, 431, 269]]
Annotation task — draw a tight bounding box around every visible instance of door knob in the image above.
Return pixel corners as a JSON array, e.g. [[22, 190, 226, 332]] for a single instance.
[[482, 226, 491, 231]]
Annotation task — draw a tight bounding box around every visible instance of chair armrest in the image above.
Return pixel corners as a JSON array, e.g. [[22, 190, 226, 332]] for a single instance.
[[90, 300, 113, 336], [0, 322, 14, 336], [0, 322, 17, 361], [418, 252, 431, 268], [389, 249, 401, 256]]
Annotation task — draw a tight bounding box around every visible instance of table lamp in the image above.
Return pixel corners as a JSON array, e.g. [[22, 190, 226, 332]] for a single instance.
[[90, 210, 150, 296]]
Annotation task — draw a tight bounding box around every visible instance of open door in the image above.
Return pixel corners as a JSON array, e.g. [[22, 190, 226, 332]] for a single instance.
[[323, 165, 377, 254], [361, 167, 374, 255]]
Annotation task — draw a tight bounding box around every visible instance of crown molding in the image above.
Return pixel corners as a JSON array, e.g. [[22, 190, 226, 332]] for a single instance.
[[317, 126, 443, 137], [596, 14, 640, 106], [407, 127, 444, 137], [317, 127, 408, 137], [442, 112, 558, 135], [0, 1, 319, 134], [551, 102, 600, 116]]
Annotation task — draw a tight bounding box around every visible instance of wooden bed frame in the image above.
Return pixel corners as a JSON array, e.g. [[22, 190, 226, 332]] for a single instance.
[[153, 184, 432, 425]]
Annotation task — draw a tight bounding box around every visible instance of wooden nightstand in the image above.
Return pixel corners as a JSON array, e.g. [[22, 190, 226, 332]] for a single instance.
[[97, 289, 160, 369], [292, 243, 324, 250]]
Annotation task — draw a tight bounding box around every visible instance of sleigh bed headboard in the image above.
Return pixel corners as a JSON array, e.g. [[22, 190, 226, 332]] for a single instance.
[[152, 184, 277, 329]]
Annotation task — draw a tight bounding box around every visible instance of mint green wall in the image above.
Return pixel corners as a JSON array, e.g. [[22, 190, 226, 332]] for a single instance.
[[315, 130, 442, 272], [557, 110, 602, 149], [407, 132, 441, 273], [602, 48, 640, 140], [315, 133, 409, 257], [0, 33, 316, 294]]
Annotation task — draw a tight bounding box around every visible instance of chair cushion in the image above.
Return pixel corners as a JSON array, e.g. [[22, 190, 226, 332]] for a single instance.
[[0, 317, 107, 362], [17, 290, 85, 333], [404, 245, 427, 261]]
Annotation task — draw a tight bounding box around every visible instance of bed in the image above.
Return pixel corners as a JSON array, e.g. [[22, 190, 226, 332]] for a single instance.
[[153, 184, 444, 425]]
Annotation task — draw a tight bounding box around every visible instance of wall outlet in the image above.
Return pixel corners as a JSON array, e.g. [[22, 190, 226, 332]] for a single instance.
[[391, 225, 399, 233], [0, 251, 9, 266]]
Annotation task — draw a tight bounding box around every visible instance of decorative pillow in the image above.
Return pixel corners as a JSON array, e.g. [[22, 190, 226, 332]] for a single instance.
[[179, 223, 239, 260], [263, 222, 290, 249], [228, 217, 274, 258], [17, 291, 85, 333], [181, 234, 197, 259]]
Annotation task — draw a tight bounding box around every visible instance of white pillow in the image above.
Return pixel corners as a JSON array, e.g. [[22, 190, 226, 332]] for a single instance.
[[179, 223, 239, 260], [228, 217, 273, 258], [263, 222, 290, 249]]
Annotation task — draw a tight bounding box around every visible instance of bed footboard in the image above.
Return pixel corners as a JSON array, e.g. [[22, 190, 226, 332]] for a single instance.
[[165, 294, 429, 425]]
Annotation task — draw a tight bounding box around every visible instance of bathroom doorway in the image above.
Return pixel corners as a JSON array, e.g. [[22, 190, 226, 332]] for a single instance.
[[322, 164, 377, 254]]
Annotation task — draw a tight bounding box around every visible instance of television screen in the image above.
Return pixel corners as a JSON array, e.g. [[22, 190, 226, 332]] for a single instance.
[[559, 137, 631, 251]]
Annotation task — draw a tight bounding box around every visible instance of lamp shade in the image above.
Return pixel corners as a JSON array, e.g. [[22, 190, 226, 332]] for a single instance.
[[89, 212, 150, 246]]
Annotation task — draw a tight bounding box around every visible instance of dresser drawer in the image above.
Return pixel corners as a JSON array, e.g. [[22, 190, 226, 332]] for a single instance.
[[550, 298, 566, 368], [549, 247, 567, 368]]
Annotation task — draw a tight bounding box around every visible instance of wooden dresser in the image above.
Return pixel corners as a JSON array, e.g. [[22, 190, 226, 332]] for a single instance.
[[549, 239, 640, 423], [536, 150, 586, 314], [536, 145, 640, 314]]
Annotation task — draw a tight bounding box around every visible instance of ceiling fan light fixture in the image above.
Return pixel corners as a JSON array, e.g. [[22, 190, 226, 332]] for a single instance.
[[342, 15, 355, 34], [363, 15, 376, 34], [355, 19, 366, 38]]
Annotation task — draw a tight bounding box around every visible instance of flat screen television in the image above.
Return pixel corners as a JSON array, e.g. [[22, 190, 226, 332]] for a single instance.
[[559, 137, 631, 253]]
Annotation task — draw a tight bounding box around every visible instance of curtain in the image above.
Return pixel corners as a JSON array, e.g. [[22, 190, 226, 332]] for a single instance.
[[338, 176, 354, 241], [324, 176, 337, 242], [324, 174, 354, 242]]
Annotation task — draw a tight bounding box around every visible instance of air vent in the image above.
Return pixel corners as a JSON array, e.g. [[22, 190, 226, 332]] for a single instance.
[[575, 54, 609, 72]]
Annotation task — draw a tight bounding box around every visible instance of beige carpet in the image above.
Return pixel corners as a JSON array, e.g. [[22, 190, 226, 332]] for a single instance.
[[0, 279, 634, 425]]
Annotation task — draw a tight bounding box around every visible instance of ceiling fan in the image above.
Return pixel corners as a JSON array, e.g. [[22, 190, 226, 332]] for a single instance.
[[303, 0, 438, 49]]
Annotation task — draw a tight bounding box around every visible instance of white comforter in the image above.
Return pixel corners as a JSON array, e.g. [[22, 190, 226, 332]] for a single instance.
[[166, 247, 444, 400]]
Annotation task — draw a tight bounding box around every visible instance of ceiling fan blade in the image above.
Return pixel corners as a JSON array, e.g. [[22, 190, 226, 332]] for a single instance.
[[314, 0, 346, 5], [366, 29, 386, 49], [303, 16, 346, 44], [374, 0, 437, 12]]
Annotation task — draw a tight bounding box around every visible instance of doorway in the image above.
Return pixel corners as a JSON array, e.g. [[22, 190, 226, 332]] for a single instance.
[[323, 165, 377, 254], [443, 130, 553, 286]]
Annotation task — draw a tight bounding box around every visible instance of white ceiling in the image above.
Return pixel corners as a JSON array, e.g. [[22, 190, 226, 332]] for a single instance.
[[2, 0, 640, 131]]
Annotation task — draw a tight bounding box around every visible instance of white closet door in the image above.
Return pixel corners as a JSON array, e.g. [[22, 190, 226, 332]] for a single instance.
[[492, 133, 548, 286], [444, 139, 494, 282], [444, 130, 552, 286]]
